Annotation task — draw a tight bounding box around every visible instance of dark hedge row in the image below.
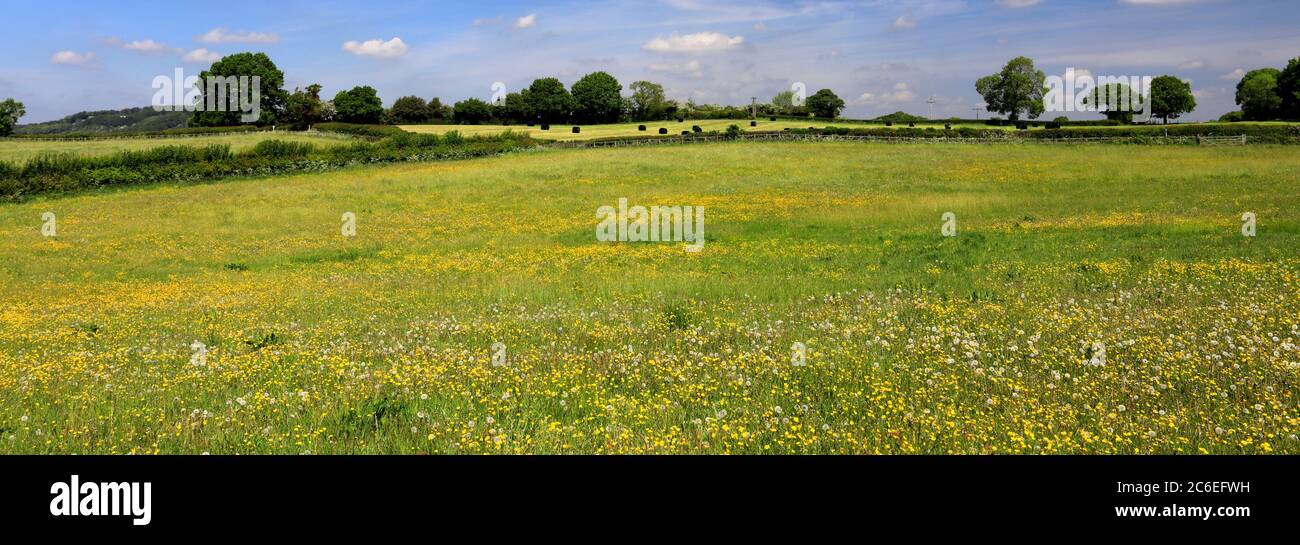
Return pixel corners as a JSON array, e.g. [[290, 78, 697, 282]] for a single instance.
[[0, 131, 537, 201], [6, 125, 265, 140], [789, 123, 1300, 143], [312, 122, 408, 139]]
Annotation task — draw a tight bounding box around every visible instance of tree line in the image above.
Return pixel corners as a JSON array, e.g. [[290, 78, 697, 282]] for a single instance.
[[169, 52, 848, 129], [176, 52, 851, 128], [975, 55, 1300, 124], [5, 50, 1298, 134]]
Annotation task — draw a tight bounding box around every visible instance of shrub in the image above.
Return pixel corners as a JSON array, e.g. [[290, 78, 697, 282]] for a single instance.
[[944, 123, 952, 130], [1, 131, 539, 200], [314, 123, 405, 139], [1046, 121, 1062, 129], [252, 139, 315, 159], [725, 124, 742, 139], [1218, 111, 1245, 123]]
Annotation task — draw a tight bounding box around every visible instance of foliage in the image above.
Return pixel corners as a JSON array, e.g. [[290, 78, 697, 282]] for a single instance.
[[1218, 111, 1244, 123], [1148, 75, 1196, 124], [805, 89, 845, 119], [1083, 82, 1143, 123], [452, 98, 493, 125], [1234, 69, 1282, 121], [313, 122, 406, 139], [976, 56, 1047, 121], [526, 78, 577, 124], [283, 84, 329, 130], [387, 95, 431, 124], [189, 52, 288, 127], [0, 130, 537, 200], [333, 86, 385, 124], [628, 81, 673, 121], [1277, 57, 1300, 120], [0, 99, 26, 137], [570, 72, 623, 124]]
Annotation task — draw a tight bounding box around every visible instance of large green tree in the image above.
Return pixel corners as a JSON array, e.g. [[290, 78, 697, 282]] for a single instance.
[[0, 98, 25, 136], [189, 52, 287, 126], [282, 84, 327, 130], [333, 86, 384, 124], [805, 89, 845, 119], [1235, 68, 1282, 121], [501, 91, 534, 124], [628, 80, 669, 121], [427, 97, 452, 121], [1277, 57, 1300, 120], [975, 56, 1046, 121], [1084, 82, 1143, 123], [387, 95, 431, 123], [570, 71, 623, 124], [1149, 75, 1196, 124], [452, 98, 493, 124], [525, 77, 576, 124]]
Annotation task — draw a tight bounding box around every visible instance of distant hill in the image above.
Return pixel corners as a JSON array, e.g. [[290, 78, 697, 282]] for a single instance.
[[15, 107, 192, 135]]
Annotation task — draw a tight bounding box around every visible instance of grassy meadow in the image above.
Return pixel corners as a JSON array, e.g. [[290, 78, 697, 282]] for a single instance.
[[0, 141, 1297, 454], [0, 131, 351, 165]]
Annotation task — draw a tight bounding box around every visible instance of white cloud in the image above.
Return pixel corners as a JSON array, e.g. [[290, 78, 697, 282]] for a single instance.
[[753, 22, 768, 31], [1069, 68, 1094, 80], [1178, 59, 1205, 70], [856, 83, 916, 105], [195, 27, 280, 44], [513, 14, 537, 29], [893, 16, 917, 30], [998, 0, 1042, 7], [643, 32, 744, 53], [1119, 0, 1199, 4], [1220, 68, 1245, 80], [122, 39, 170, 54], [342, 38, 410, 58], [472, 16, 503, 27], [50, 51, 97, 67], [648, 60, 704, 77], [182, 48, 224, 63]]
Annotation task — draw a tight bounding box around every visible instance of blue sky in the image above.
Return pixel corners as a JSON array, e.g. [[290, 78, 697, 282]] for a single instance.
[[3, 0, 1299, 122]]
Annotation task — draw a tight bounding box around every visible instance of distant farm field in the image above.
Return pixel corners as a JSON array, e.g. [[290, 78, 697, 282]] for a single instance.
[[0, 131, 351, 165], [0, 142, 1297, 454]]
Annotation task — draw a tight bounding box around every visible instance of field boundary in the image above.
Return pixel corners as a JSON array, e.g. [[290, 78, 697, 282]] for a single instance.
[[2, 129, 358, 143], [548, 132, 1255, 149]]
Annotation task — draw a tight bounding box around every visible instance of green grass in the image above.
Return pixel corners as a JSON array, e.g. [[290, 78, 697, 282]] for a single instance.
[[0, 131, 352, 165], [0, 142, 1297, 454]]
